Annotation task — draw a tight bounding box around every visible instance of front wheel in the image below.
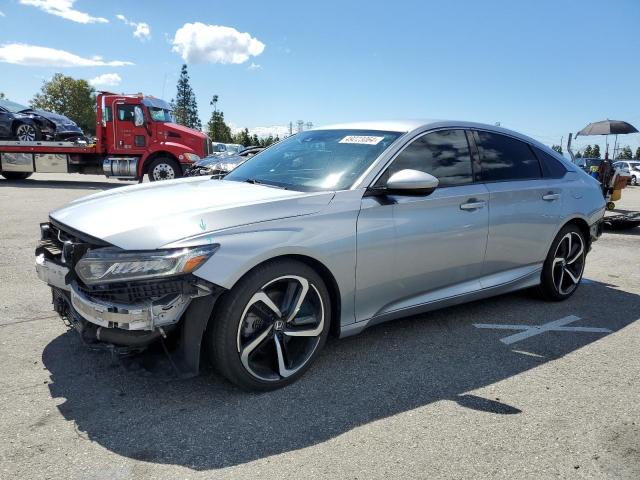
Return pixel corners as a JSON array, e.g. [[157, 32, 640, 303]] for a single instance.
[[208, 260, 331, 391], [147, 157, 182, 182], [632, 176, 638, 186], [538, 225, 586, 301]]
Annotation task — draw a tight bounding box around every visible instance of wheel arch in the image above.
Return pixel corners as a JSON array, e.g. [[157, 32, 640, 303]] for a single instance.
[[140, 151, 179, 177], [562, 217, 591, 249]]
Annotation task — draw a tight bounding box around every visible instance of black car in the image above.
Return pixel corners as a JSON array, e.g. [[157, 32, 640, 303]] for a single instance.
[[0, 99, 84, 142], [185, 146, 264, 177]]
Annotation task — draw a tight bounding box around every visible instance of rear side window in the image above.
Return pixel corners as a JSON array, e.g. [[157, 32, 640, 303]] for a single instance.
[[533, 147, 567, 179], [385, 129, 473, 187], [474, 131, 542, 181]]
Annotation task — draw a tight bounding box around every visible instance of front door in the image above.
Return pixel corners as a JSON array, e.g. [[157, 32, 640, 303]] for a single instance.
[[112, 102, 148, 154], [355, 129, 489, 322]]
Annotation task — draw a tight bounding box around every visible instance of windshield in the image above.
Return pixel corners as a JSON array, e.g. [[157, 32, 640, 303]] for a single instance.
[[225, 129, 403, 191], [226, 144, 242, 154], [630, 162, 640, 171], [148, 107, 174, 122], [0, 99, 30, 113]]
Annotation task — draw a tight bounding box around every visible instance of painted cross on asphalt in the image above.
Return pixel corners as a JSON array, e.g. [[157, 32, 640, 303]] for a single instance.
[[473, 315, 612, 345]]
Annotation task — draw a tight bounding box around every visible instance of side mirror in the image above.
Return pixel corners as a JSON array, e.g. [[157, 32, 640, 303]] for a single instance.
[[133, 106, 145, 127], [384, 169, 439, 195]]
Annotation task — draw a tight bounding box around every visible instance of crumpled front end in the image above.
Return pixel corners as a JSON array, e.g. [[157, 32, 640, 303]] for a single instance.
[[35, 220, 221, 371]]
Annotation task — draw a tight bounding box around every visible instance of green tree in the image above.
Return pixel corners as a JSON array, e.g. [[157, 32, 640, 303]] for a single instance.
[[617, 145, 633, 160], [206, 95, 233, 142], [551, 144, 563, 155], [583, 145, 593, 157], [30, 73, 96, 135], [575, 151, 583, 158], [173, 65, 201, 130], [0, 92, 5, 99], [251, 134, 260, 146], [634, 147, 640, 159], [592, 144, 601, 158]]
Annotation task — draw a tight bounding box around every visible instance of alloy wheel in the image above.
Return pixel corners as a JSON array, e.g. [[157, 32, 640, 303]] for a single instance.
[[552, 231, 585, 295], [236, 275, 325, 381], [16, 124, 36, 142], [152, 163, 176, 181]]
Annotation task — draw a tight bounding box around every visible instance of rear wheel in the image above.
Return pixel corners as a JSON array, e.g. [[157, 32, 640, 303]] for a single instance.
[[14, 123, 41, 142], [538, 224, 586, 301], [1, 172, 32, 180], [208, 260, 331, 391], [632, 175, 638, 186], [147, 157, 181, 182]]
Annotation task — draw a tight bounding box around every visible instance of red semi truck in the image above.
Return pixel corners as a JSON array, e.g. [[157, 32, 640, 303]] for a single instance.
[[0, 92, 212, 182]]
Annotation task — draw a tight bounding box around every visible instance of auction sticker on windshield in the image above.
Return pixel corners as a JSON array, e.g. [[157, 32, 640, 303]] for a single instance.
[[339, 135, 384, 145]]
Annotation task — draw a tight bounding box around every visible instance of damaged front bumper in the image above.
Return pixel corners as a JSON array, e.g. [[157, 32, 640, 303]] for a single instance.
[[36, 253, 211, 342]]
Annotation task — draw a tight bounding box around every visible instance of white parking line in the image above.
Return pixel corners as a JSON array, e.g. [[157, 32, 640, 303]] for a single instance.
[[473, 315, 612, 345]]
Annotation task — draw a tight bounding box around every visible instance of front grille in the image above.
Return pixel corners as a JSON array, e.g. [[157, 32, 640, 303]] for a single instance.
[[76, 277, 199, 304]]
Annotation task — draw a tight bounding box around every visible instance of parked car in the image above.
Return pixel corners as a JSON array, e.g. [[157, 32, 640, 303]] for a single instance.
[[209, 142, 229, 156], [0, 99, 84, 142], [575, 157, 603, 174], [184, 147, 264, 177], [224, 143, 244, 154], [612, 160, 640, 185], [35, 120, 605, 391]]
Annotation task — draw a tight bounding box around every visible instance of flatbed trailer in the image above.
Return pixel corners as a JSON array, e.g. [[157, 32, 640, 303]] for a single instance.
[[0, 92, 211, 182]]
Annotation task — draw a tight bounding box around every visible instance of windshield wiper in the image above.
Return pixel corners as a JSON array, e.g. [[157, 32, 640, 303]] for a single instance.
[[244, 178, 288, 189]]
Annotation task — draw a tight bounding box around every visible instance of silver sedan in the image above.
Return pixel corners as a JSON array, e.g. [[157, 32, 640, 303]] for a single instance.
[[35, 120, 605, 390]]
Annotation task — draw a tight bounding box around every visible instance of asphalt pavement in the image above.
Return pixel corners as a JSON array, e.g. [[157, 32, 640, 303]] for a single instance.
[[1, 174, 639, 479]]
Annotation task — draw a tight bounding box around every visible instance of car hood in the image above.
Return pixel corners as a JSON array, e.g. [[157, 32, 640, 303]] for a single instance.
[[50, 177, 335, 250], [21, 109, 82, 131]]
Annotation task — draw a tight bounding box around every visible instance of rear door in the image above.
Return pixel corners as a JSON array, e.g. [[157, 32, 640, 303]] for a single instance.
[[355, 129, 489, 321], [471, 130, 564, 279]]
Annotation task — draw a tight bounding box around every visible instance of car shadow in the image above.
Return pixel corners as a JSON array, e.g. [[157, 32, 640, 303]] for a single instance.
[[42, 281, 640, 471], [0, 178, 134, 190]]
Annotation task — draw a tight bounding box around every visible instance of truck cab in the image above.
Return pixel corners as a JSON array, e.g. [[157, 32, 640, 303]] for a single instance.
[[98, 93, 212, 181]]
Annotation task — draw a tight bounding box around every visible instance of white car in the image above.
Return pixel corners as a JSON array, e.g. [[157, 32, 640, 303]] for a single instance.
[[613, 160, 640, 185]]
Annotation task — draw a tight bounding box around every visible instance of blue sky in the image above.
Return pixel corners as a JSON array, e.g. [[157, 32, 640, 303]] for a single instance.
[[1, 0, 639, 156]]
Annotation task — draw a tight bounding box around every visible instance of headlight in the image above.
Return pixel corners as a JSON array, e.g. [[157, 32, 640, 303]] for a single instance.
[[75, 245, 218, 285], [184, 153, 201, 162]]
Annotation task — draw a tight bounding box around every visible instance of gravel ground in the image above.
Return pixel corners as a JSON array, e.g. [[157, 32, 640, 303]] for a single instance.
[[1, 174, 639, 479]]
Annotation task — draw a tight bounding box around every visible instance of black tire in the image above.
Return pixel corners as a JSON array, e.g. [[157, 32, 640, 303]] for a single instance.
[[632, 176, 638, 186], [1, 172, 32, 180], [208, 259, 331, 391], [147, 157, 182, 182], [537, 224, 586, 301], [14, 122, 41, 142]]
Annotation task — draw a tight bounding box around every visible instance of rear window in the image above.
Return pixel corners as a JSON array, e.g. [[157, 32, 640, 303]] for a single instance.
[[532, 147, 567, 179], [474, 131, 542, 182]]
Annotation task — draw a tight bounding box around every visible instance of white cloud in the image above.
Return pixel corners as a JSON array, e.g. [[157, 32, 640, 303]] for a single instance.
[[0, 43, 134, 67], [172, 22, 265, 64], [89, 72, 121, 87], [0, 10, 5, 17], [248, 62, 262, 70], [116, 14, 151, 41], [19, 0, 107, 24]]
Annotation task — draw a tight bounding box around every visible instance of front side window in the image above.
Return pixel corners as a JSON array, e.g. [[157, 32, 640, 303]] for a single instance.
[[117, 104, 135, 122], [474, 131, 541, 181], [225, 129, 402, 191], [381, 129, 473, 187]]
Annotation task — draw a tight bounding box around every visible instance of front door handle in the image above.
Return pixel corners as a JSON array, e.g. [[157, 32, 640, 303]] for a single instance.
[[542, 193, 561, 201], [460, 200, 486, 211]]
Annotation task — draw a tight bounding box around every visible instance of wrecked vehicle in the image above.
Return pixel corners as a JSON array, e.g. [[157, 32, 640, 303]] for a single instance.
[[184, 146, 263, 178], [0, 99, 84, 142], [35, 121, 605, 391]]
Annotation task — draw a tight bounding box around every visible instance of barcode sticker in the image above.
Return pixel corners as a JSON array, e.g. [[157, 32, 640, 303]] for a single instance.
[[339, 135, 384, 145]]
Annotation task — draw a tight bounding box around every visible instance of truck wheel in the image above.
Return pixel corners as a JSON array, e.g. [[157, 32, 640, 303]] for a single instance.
[[14, 123, 41, 142], [147, 157, 181, 182], [1, 172, 32, 180], [208, 259, 331, 391]]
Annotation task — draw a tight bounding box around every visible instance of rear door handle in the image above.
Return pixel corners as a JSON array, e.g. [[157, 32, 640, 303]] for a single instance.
[[542, 193, 561, 201], [460, 200, 486, 211]]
